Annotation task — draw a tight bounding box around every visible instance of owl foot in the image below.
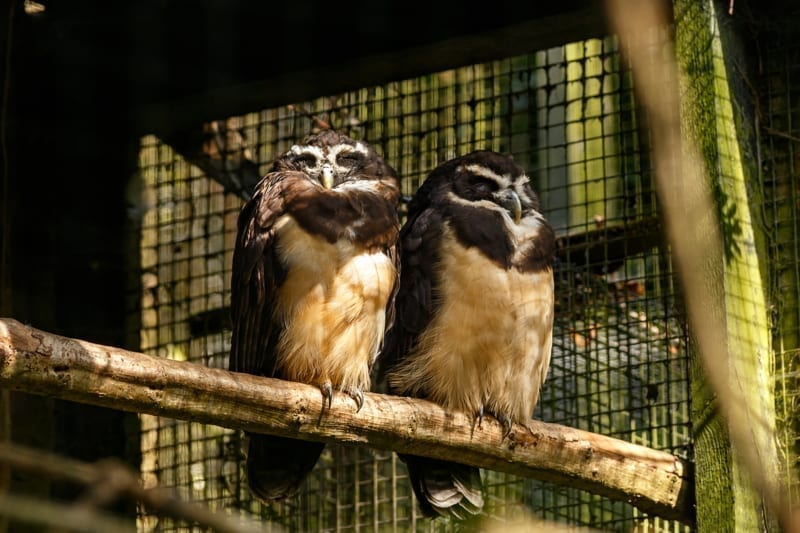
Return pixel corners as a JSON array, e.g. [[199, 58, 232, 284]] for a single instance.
[[473, 406, 485, 429], [523, 422, 535, 437], [498, 415, 513, 438], [486, 409, 513, 438], [320, 382, 333, 409], [344, 388, 365, 412]]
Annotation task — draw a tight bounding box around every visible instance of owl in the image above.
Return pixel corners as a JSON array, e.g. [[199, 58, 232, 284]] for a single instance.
[[229, 129, 401, 500], [381, 151, 555, 519]]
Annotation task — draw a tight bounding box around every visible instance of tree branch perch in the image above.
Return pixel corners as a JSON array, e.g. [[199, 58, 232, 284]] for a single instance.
[[0, 318, 692, 524]]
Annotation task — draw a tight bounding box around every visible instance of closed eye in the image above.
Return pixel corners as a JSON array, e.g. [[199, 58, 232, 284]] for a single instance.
[[471, 176, 499, 194], [337, 152, 363, 166], [292, 154, 317, 168]]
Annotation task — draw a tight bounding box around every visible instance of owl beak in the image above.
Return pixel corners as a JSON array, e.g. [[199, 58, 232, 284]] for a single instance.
[[320, 164, 335, 189], [496, 189, 522, 224]]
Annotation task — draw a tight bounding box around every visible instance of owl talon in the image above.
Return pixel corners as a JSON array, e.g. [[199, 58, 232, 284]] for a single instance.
[[487, 409, 513, 438], [500, 416, 513, 438], [321, 382, 333, 409], [473, 407, 485, 429], [346, 389, 365, 412]]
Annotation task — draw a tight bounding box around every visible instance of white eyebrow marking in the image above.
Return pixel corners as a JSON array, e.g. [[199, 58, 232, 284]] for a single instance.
[[328, 142, 370, 159], [459, 164, 512, 189], [288, 141, 369, 163], [289, 145, 325, 160]]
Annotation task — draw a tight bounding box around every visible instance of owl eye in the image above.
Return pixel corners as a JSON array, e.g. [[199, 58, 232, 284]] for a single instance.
[[471, 176, 499, 195], [337, 152, 363, 166], [292, 154, 317, 168]]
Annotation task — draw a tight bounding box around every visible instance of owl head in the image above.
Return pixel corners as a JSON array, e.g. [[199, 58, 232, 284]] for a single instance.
[[271, 130, 398, 189], [409, 150, 541, 225]]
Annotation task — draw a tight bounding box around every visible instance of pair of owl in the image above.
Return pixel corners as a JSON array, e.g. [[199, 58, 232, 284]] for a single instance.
[[229, 129, 555, 520]]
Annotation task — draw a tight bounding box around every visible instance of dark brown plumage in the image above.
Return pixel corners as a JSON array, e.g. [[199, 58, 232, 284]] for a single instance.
[[229, 130, 401, 501], [380, 150, 556, 520]]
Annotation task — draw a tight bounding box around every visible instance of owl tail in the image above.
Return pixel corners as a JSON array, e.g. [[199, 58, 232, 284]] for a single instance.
[[246, 434, 325, 501], [400, 454, 484, 520]]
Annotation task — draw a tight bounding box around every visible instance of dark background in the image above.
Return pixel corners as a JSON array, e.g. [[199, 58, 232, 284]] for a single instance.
[[0, 0, 608, 515]]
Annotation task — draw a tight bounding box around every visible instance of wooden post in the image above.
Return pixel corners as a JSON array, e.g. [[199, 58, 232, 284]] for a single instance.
[[673, 1, 779, 530], [606, 0, 787, 530]]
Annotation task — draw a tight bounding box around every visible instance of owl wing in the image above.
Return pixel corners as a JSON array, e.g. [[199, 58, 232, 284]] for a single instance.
[[379, 193, 487, 520], [379, 206, 443, 389], [229, 173, 329, 504], [229, 171, 294, 378]]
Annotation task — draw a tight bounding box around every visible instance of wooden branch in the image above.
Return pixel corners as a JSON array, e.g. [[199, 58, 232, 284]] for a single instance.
[[0, 318, 692, 524]]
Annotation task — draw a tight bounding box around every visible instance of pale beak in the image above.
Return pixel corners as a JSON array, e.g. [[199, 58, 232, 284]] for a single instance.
[[495, 189, 522, 224], [320, 164, 334, 189]]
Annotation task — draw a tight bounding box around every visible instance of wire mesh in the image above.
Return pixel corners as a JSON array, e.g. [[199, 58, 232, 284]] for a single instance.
[[763, 42, 800, 506], [133, 35, 691, 532]]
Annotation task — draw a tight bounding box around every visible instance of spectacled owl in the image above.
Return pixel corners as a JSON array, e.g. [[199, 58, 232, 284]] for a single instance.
[[229, 129, 401, 501], [381, 151, 555, 519]]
